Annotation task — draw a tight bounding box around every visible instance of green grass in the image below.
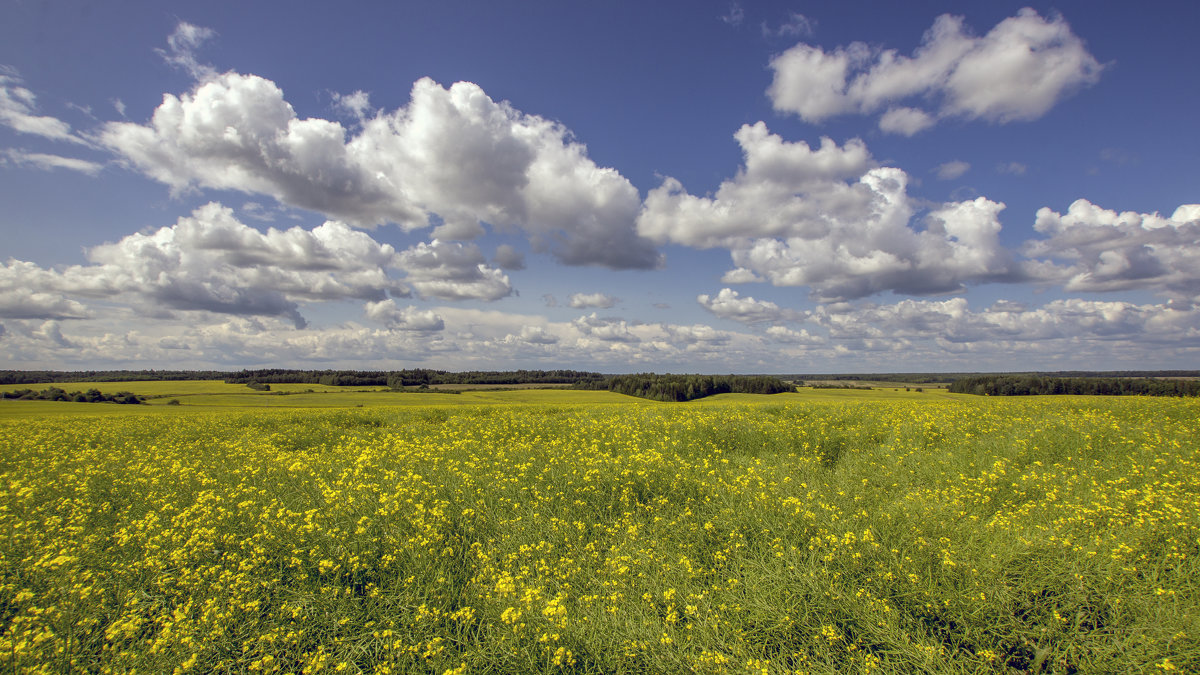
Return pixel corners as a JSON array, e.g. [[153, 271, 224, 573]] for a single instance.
[[1, 392, 1197, 673]]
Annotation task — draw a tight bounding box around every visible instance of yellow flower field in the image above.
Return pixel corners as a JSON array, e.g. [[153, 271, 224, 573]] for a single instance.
[[1, 393, 1196, 673]]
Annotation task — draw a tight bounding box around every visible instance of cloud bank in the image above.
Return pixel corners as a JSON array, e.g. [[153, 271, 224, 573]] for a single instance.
[[99, 72, 661, 269], [639, 123, 1016, 301]]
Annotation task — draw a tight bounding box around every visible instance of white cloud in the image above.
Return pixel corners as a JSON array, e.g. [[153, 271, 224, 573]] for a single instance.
[[157, 22, 218, 80], [1026, 199, 1200, 296], [769, 9, 1102, 131], [3, 295, 1197, 373], [640, 124, 1015, 301], [877, 107, 934, 136], [332, 90, 371, 122], [0, 69, 81, 143], [363, 299, 444, 332], [766, 44, 858, 122], [0, 287, 91, 320], [506, 325, 557, 345], [639, 123, 874, 248], [568, 292, 619, 309], [935, 160, 970, 180], [0, 202, 410, 328], [763, 13, 815, 39], [720, 267, 762, 284], [2, 149, 103, 175], [765, 325, 823, 344], [101, 72, 660, 269], [943, 10, 1103, 123], [571, 313, 638, 343], [997, 161, 1028, 175], [396, 240, 512, 302], [697, 288, 793, 324], [812, 297, 1200, 349]]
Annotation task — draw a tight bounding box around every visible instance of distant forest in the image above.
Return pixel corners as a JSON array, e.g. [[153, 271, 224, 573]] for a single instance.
[[949, 375, 1200, 397], [0, 368, 608, 387], [0, 370, 230, 384], [595, 374, 794, 402], [222, 368, 609, 388], [783, 370, 1200, 384]]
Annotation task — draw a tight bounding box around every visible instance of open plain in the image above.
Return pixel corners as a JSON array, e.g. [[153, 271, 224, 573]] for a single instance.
[[1, 383, 1197, 673]]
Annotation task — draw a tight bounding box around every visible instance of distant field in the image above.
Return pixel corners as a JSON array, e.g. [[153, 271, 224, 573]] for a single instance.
[[0, 380, 959, 417], [1, 390, 1196, 672]]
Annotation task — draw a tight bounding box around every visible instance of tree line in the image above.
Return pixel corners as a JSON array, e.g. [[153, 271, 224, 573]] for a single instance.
[[220, 368, 610, 388], [783, 370, 1200, 384], [597, 373, 794, 402], [1, 387, 144, 404], [0, 370, 228, 384], [949, 375, 1200, 397]]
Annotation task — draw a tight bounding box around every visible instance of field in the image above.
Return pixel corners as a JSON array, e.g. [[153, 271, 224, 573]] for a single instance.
[[1, 385, 1197, 673]]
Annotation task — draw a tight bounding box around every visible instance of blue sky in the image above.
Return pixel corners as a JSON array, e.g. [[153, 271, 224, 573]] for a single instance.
[[1, 0, 1198, 373]]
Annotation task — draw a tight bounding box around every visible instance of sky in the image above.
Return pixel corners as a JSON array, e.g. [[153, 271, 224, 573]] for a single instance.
[[1, 0, 1198, 373]]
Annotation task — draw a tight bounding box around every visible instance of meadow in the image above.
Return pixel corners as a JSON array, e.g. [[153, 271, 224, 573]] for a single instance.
[[0, 385, 1196, 673]]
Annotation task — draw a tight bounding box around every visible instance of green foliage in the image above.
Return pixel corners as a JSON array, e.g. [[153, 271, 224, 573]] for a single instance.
[[216, 368, 609, 388], [950, 374, 1200, 396], [1, 387, 144, 404], [607, 373, 793, 401]]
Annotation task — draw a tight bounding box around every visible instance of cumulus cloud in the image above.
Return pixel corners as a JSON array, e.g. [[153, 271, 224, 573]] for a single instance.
[[101, 66, 660, 269], [571, 313, 639, 343], [2, 149, 103, 175], [639, 123, 1015, 301], [34, 320, 75, 348], [639, 123, 874, 249], [506, 325, 558, 345], [697, 288, 794, 324], [1025, 199, 1200, 296], [765, 325, 823, 344], [0, 202, 411, 328], [0, 287, 91, 320], [720, 267, 763, 284], [769, 9, 1102, 132], [332, 90, 372, 122], [936, 160, 970, 180], [363, 299, 444, 332], [0, 68, 81, 143], [568, 292, 619, 309], [396, 240, 512, 302], [877, 107, 934, 136]]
